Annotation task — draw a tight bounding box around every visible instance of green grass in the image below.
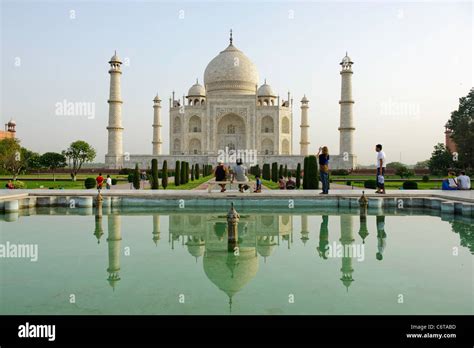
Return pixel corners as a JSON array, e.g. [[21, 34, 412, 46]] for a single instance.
[[0, 174, 128, 180], [1, 180, 86, 189], [164, 175, 213, 190]]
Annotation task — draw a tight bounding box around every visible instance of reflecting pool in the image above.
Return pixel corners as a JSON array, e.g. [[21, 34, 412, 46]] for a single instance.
[[0, 205, 473, 315]]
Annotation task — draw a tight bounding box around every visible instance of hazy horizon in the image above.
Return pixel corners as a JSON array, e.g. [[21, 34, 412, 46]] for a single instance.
[[1, 1, 472, 166]]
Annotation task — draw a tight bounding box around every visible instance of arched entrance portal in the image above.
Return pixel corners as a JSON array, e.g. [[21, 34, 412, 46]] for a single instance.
[[217, 113, 246, 152]]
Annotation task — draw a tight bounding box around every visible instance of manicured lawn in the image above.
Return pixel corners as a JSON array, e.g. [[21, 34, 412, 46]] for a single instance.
[[163, 175, 213, 190], [0, 180, 86, 189]]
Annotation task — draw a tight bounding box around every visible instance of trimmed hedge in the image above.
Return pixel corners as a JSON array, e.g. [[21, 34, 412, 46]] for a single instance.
[[133, 163, 140, 189], [296, 163, 301, 188], [162, 160, 168, 189], [422, 175, 429, 182], [262, 164, 271, 180], [303, 155, 319, 189], [111, 178, 117, 185], [175, 161, 180, 186], [331, 169, 349, 176], [364, 180, 377, 189], [84, 177, 96, 189], [271, 162, 278, 182], [151, 159, 159, 189], [403, 181, 418, 190]]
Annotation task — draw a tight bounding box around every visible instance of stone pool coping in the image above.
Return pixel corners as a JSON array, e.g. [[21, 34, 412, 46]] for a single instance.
[[0, 189, 473, 218]]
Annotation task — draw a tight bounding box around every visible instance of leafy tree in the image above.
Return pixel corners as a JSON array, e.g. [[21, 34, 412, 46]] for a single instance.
[[62, 140, 96, 181], [395, 164, 414, 179], [25, 151, 42, 174], [175, 161, 180, 186], [446, 88, 474, 172], [0, 138, 24, 178], [386, 162, 406, 170], [428, 143, 455, 175], [414, 160, 429, 170], [162, 160, 168, 189], [133, 163, 140, 189], [40, 152, 66, 181], [296, 163, 301, 189]]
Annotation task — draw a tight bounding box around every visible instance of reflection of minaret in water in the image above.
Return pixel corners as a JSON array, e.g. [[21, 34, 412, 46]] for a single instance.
[[358, 191, 369, 243], [152, 215, 160, 246], [300, 215, 309, 245], [107, 214, 122, 290], [93, 199, 104, 244], [340, 215, 355, 291]]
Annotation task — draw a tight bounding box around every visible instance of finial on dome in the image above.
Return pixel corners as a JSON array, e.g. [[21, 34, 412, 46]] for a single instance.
[[196, 78, 198, 84], [229, 29, 233, 45], [264, 78, 267, 84]]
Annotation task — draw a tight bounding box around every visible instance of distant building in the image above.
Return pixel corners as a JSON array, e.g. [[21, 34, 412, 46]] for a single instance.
[[0, 119, 16, 140], [444, 122, 457, 153]]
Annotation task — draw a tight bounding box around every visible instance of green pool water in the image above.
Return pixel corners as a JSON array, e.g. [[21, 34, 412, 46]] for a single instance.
[[0, 206, 473, 315]]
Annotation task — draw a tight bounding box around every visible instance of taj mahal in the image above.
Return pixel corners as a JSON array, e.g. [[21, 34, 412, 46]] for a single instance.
[[105, 31, 357, 170]]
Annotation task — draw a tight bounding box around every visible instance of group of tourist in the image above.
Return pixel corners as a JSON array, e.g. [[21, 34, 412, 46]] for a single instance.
[[442, 171, 471, 190], [95, 173, 113, 190], [214, 159, 256, 193]]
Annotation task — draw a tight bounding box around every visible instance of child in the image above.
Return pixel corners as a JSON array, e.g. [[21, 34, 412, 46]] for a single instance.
[[254, 175, 262, 193]]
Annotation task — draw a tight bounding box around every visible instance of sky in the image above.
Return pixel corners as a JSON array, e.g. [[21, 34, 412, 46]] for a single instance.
[[1, 0, 472, 165]]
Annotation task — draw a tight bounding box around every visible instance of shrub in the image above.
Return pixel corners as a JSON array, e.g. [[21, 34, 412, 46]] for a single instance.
[[296, 163, 301, 188], [111, 178, 117, 185], [403, 181, 418, 190], [162, 160, 168, 189], [303, 157, 309, 189], [346, 180, 352, 186], [364, 180, 377, 189], [151, 159, 159, 189], [13, 180, 27, 189], [278, 164, 283, 179], [127, 174, 134, 183], [175, 161, 180, 186], [84, 177, 96, 189], [191, 164, 195, 181], [422, 175, 429, 182], [284, 165, 288, 178], [330, 169, 349, 176], [186, 162, 190, 183], [119, 168, 133, 175], [133, 164, 141, 189], [271, 162, 278, 182]]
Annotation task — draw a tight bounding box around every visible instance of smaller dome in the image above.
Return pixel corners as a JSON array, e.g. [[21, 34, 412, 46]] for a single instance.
[[7, 119, 16, 126], [257, 79, 276, 97], [109, 51, 122, 63], [188, 79, 206, 97]]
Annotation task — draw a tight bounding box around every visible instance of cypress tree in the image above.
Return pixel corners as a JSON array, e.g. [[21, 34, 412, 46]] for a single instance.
[[307, 155, 319, 189], [162, 160, 168, 189], [191, 164, 195, 181], [185, 162, 190, 183], [133, 163, 140, 189], [151, 159, 159, 189], [195, 163, 200, 179], [180, 161, 186, 184], [175, 161, 180, 186], [296, 163, 301, 189], [284, 165, 288, 178], [271, 162, 278, 182], [255, 164, 261, 177], [279, 164, 283, 179], [303, 157, 309, 189], [262, 163, 270, 180]]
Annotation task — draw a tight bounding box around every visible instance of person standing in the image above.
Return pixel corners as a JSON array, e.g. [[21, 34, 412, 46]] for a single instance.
[[317, 146, 330, 194], [456, 171, 471, 190], [106, 175, 112, 190], [96, 173, 104, 191], [375, 144, 386, 194]]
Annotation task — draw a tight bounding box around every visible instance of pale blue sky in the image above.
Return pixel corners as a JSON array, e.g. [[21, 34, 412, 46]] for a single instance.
[[1, 1, 472, 165]]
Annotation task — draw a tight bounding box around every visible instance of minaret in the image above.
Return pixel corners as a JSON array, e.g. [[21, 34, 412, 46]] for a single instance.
[[105, 51, 124, 169], [338, 52, 355, 158], [152, 214, 161, 245], [340, 215, 355, 291], [152, 94, 162, 155], [299, 95, 310, 156], [107, 214, 122, 290]]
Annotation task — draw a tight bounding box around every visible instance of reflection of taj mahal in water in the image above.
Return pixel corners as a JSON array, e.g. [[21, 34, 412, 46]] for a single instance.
[[95, 210, 375, 308], [105, 31, 357, 170]]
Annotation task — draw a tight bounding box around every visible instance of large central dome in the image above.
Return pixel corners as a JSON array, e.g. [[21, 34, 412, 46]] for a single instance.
[[204, 42, 259, 95]]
